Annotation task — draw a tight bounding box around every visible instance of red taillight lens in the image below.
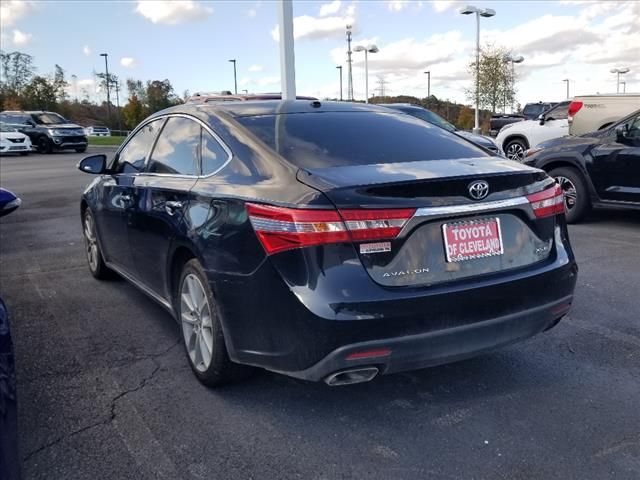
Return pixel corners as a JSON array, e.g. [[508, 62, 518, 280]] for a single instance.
[[246, 203, 415, 255], [527, 184, 565, 218], [568, 101, 583, 119]]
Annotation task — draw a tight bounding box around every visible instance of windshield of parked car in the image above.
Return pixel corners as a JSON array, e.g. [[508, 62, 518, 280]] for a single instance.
[[32, 113, 67, 125], [237, 111, 488, 169], [0, 123, 17, 132], [399, 108, 457, 132]]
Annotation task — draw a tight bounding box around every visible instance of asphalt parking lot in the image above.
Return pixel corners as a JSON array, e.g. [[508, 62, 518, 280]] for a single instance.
[[1, 150, 639, 480]]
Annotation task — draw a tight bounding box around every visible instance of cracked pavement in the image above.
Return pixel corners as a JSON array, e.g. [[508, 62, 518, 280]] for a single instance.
[[1, 150, 639, 479]]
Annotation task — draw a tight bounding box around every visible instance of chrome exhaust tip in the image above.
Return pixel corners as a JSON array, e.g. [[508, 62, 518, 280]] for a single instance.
[[324, 367, 379, 386]]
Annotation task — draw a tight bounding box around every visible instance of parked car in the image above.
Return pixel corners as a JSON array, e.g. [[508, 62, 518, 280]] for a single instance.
[[489, 102, 557, 136], [78, 100, 577, 387], [381, 103, 500, 153], [85, 125, 111, 137], [496, 101, 570, 161], [524, 109, 640, 223], [568, 94, 640, 136], [0, 123, 32, 155], [0, 188, 21, 480], [0, 111, 88, 153]]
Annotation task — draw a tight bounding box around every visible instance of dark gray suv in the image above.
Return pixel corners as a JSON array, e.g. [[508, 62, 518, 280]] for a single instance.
[[0, 111, 88, 153]]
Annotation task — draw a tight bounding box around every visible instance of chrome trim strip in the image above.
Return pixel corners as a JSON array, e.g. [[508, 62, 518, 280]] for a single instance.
[[414, 196, 529, 218], [105, 261, 175, 316]]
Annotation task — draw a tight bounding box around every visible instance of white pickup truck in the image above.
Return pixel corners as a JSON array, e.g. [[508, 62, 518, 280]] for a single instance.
[[568, 94, 640, 135]]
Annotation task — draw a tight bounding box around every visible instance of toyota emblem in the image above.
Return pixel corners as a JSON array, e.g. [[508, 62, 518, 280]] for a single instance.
[[468, 180, 489, 200]]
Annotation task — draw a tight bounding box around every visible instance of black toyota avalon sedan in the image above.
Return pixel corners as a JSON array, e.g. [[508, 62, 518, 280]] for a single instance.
[[78, 100, 577, 387]]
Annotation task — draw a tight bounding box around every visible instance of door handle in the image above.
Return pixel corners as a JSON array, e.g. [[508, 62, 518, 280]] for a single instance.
[[165, 200, 184, 215]]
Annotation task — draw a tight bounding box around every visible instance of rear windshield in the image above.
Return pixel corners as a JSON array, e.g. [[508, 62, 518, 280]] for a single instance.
[[237, 111, 488, 169], [522, 104, 550, 117]]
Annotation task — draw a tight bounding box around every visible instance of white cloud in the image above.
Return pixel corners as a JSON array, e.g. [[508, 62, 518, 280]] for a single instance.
[[247, 8, 257, 17], [135, 0, 213, 25], [387, 0, 409, 11], [257, 76, 280, 87], [83, 45, 92, 56], [120, 57, 137, 68], [431, 0, 461, 12], [271, 14, 355, 41], [0, 0, 36, 28], [12, 29, 33, 45], [320, 1, 341, 16], [248, 64, 264, 72]]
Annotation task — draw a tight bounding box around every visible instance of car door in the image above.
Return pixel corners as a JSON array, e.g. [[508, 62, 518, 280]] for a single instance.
[[94, 118, 164, 273], [588, 113, 640, 203], [127, 115, 202, 297], [531, 103, 569, 147]]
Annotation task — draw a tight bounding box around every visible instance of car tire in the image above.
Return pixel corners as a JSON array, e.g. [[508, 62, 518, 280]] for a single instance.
[[549, 167, 590, 224], [504, 138, 528, 161], [37, 136, 53, 154], [75, 147, 87, 153], [83, 209, 113, 279], [177, 259, 253, 387]]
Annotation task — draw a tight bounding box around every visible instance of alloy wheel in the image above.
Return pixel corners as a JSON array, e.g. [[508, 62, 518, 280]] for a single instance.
[[506, 142, 525, 161], [556, 176, 578, 211], [83, 212, 99, 271], [180, 274, 214, 372]]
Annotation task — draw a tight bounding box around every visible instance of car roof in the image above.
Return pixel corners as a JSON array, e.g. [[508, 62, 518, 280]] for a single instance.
[[186, 93, 318, 104], [1, 110, 55, 114], [188, 100, 399, 118]]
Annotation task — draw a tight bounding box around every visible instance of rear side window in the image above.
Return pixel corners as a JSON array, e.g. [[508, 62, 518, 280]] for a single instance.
[[201, 128, 229, 175], [114, 118, 163, 174], [237, 112, 488, 169], [147, 116, 200, 175], [545, 103, 569, 120]]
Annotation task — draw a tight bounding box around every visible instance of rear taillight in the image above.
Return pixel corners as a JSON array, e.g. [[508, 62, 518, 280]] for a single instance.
[[246, 203, 415, 254], [527, 184, 565, 218], [567, 101, 583, 123]]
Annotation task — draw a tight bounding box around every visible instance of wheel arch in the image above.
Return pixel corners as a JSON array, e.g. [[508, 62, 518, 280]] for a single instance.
[[167, 242, 200, 312], [538, 157, 599, 200], [502, 134, 530, 151]]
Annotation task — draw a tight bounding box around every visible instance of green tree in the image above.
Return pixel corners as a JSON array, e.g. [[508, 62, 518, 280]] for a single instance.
[[122, 94, 147, 129], [21, 76, 58, 110], [0, 50, 36, 108], [146, 79, 177, 113], [466, 44, 515, 114], [53, 64, 68, 102]]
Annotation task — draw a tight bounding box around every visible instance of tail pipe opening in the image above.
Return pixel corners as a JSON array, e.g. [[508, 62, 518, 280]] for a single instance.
[[324, 367, 379, 386]]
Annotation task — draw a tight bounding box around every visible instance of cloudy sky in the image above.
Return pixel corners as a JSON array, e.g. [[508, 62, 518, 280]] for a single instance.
[[1, 0, 638, 106]]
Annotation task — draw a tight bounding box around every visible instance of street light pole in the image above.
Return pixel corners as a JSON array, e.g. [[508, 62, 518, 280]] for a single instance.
[[424, 71, 430, 99], [620, 81, 626, 93], [562, 79, 570, 99], [503, 54, 524, 113], [354, 45, 379, 103], [459, 5, 496, 134], [99, 53, 111, 126], [610, 67, 630, 93], [228, 59, 237, 94], [113, 80, 122, 134], [336, 66, 343, 101]]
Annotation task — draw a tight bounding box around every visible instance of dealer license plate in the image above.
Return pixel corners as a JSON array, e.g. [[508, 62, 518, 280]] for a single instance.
[[442, 218, 504, 262]]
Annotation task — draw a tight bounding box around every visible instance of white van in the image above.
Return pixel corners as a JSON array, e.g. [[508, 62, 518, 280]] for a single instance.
[[569, 94, 640, 135]]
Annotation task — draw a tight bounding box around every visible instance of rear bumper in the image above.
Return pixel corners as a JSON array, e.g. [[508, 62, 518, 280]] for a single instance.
[[281, 294, 572, 382]]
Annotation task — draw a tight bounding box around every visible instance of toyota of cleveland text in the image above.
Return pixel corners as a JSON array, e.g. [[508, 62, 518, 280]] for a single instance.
[[77, 101, 578, 387]]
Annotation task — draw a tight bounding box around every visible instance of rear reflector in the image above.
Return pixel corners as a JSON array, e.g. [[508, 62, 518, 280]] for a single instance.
[[527, 184, 565, 218], [246, 203, 415, 255], [345, 348, 392, 360]]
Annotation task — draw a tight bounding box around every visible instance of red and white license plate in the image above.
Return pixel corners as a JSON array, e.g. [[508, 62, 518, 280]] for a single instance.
[[442, 218, 504, 262]]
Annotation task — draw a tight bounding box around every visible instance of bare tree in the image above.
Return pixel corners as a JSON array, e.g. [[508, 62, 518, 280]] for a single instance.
[[466, 44, 515, 114]]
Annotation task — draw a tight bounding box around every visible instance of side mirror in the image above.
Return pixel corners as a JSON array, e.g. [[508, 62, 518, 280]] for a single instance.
[[0, 189, 21, 218], [78, 154, 107, 174], [615, 124, 628, 141]]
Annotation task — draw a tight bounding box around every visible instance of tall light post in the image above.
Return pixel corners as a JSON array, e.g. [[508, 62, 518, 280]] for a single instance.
[[353, 44, 379, 103], [113, 80, 122, 134], [424, 70, 431, 99], [610, 67, 629, 93], [459, 5, 496, 134], [336, 65, 343, 101], [503, 54, 523, 113], [346, 25, 354, 101], [99, 53, 111, 126], [562, 78, 570, 99], [242, 89, 249, 94], [228, 59, 237, 94], [620, 81, 626, 93]]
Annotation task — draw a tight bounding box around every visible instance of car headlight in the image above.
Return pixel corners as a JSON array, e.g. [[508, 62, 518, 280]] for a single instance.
[[525, 147, 543, 158], [48, 128, 66, 136]]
